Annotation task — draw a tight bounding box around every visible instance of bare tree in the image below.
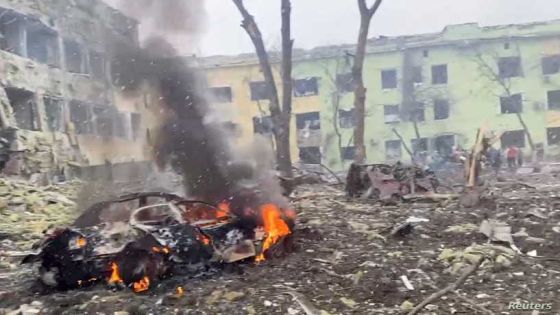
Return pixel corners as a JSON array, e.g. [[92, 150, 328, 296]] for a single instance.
[[472, 46, 535, 154], [352, 0, 383, 163], [232, 0, 294, 180]]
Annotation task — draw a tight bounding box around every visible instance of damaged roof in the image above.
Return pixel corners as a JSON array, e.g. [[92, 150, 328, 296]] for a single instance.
[[196, 19, 560, 69]]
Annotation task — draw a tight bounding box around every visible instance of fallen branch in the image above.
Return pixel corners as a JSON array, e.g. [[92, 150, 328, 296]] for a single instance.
[[406, 257, 485, 315]]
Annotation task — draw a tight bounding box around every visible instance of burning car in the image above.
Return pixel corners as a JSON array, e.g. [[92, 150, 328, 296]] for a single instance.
[[22, 192, 294, 293]]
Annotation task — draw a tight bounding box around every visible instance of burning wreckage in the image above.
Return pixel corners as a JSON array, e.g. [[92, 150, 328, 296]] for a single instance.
[[21, 192, 295, 293]]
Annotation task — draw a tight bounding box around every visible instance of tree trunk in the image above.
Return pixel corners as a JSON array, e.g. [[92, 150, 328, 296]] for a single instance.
[[279, 0, 294, 179], [232, 0, 293, 179], [352, 0, 383, 163]]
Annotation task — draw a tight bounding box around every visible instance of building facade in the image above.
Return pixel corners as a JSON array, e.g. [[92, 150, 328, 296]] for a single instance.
[[0, 0, 159, 179], [202, 20, 560, 172]]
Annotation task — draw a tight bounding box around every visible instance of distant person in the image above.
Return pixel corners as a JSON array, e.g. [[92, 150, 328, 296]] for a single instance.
[[487, 147, 502, 175], [517, 148, 524, 167], [506, 145, 519, 170]]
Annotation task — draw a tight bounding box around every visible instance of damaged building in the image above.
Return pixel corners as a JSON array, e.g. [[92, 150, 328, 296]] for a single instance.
[[200, 19, 560, 171], [0, 0, 158, 180]]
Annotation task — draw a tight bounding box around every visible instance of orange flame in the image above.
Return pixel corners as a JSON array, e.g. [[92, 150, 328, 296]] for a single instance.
[[133, 276, 150, 293], [216, 202, 230, 219], [152, 246, 170, 254], [76, 237, 87, 248], [108, 262, 123, 284], [199, 234, 211, 245], [255, 204, 291, 262], [176, 286, 185, 296]]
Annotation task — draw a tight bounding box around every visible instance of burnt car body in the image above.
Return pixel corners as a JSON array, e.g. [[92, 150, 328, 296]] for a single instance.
[[22, 193, 262, 291]]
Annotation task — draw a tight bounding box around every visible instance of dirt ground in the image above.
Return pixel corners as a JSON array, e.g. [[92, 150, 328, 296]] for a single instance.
[[1, 170, 560, 315]]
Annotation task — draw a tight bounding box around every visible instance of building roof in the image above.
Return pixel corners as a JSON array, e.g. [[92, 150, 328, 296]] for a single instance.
[[196, 19, 560, 69]]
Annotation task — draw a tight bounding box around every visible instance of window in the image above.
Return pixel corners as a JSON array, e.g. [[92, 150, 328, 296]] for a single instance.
[[384, 105, 400, 123], [423, 50, 429, 58], [381, 69, 397, 89], [249, 81, 269, 101], [434, 99, 450, 120], [411, 103, 425, 122], [0, 11, 24, 56], [341, 146, 356, 161], [209, 87, 233, 103], [338, 109, 356, 128], [504, 42, 510, 50], [542, 55, 560, 75], [431, 64, 448, 84], [115, 112, 130, 139], [412, 66, 423, 84], [70, 101, 93, 134], [498, 57, 522, 78], [299, 147, 321, 164], [336, 73, 354, 93], [5, 88, 38, 131], [253, 116, 273, 134], [64, 40, 85, 74], [93, 106, 115, 138], [385, 140, 402, 160], [89, 51, 106, 80], [501, 130, 525, 149], [44, 97, 63, 132], [547, 127, 560, 146], [411, 138, 428, 152], [296, 112, 320, 130], [434, 135, 455, 155], [26, 23, 59, 66], [500, 94, 523, 114], [294, 77, 319, 97], [548, 90, 560, 110], [131, 113, 142, 141]]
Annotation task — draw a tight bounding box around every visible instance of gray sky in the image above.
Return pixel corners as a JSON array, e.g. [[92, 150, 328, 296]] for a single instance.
[[107, 0, 560, 56]]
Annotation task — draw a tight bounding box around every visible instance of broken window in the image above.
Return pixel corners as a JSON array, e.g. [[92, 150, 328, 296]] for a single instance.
[[209, 87, 233, 103], [385, 140, 402, 160], [341, 146, 356, 161], [253, 116, 273, 134], [381, 69, 397, 89], [500, 93, 523, 114], [249, 81, 269, 101], [26, 22, 59, 66], [44, 97, 63, 132], [431, 64, 448, 84], [0, 11, 25, 56], [70, 101, 93, 134], [115, 112, 130, 139], [131, 113, 142, 141], [501, 130, 525, 149], [411, 103, 425, 122], [294, 77, 319, 97], [384, 105, 400, 123], [93, 106, 115, 138], [296, 112, 320, 130], [336, 73, 354, 93], [64, 40, 85, 74], [5, 88, 38, 130], [338, 109, 356, 128], [412, 66, 423, 84], [423, 50, 429, 58], [547, 90, 560, 110], [434, 99, 450, 120], [411, 138, 428, 152], [542, 55, 560, 75], [89, 51, 106, 80], [498, 56, 522, 78], [434, 135, 455, 155], [299, 147, 321, 164], [547, 127, 560, 146]]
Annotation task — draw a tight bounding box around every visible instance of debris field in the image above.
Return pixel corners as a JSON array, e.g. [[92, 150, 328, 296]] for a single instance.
[[1, 169, 560, 314]]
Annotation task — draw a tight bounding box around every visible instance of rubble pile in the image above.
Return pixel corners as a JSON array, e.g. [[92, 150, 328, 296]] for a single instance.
[[0, 177, 80, 248], [0, 172, 559, 314]]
